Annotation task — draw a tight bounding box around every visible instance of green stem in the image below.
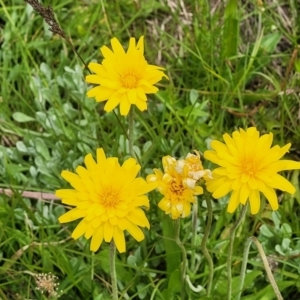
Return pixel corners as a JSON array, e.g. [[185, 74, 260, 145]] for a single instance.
[[175, 219, 187, 299], [201, 195, 214, 296], [227, 204, 248, 300], [190, 200, 198, 272], [128, 108, 135, 159], [237, 236, 252, 300], [110, 241, 118, 300], [238, 237, 283, 300]]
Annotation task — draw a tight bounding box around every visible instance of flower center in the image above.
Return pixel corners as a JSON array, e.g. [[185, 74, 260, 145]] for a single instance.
[[100, 188, 119, 208], [242, 160, 256, 176], [168, 179, 184, 201], [121, 73, 138, 88]]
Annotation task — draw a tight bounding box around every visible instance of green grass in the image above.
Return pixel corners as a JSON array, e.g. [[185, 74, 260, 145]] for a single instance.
[[1, 0, 300, 299]]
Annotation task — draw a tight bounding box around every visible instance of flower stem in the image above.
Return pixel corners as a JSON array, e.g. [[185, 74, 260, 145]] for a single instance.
[[237, 237, 252, 300], [110, 241, 118, 300], [128, 108, 135, 159], [201, 195, 214, 296], [190, 201, 198, 272], [227, 204, 247, 300], [238, 237, 283, 300], [175, 219, 187, 299]]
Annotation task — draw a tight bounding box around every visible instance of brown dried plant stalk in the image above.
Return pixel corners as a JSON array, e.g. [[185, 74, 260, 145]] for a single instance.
[[25, 0, 90, 71]]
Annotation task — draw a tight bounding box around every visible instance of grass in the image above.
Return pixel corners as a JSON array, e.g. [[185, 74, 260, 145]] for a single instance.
[[1, 0, 300, 299]]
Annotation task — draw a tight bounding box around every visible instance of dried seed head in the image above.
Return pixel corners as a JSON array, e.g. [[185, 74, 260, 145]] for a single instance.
[[35, 272, 60, 298]]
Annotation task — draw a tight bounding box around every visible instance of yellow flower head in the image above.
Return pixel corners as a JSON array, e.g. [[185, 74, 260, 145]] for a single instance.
[[56, 148, 156, 253], [85, 36, 167, 116], [147, 154, 206, 219], [204, 127, 300, 215], [176, 150, 212, 181]]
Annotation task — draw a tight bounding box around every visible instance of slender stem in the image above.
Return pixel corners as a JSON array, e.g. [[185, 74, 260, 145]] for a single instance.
[[190, 200, 198, 272], [110, 241, 118, 300], [237, 237, 252, 300], [128, 108, 135, 159], [201, 196, 214, 296], [175, 219, 187, 299], [250, 237, 283, 300], [227, 204, 248, 300]]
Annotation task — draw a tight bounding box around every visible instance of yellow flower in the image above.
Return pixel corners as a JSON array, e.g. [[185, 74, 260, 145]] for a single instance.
[[85, 36, 167, 116], [147, 155, 205, 219], [56, 148, 156, 253], [204, 127, 300, 214], [176, 150, 212, 182]]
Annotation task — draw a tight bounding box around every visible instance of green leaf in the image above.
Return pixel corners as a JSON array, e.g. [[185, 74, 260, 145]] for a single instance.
[[215, 270, 262, 297], [189, 89, 199, 105], [260, 32, 282, 53], [12, 112, 35, 123], [295, 59, 300, 72], [35, 138, 51, 161], [259, 224, 274, 238], [162, 215, 181, 278], [16, 141, 28, 153], [137, 283, 148, 299], [167, 269, 181, 294], [222, 0, 239, 60], [242, 281, 294, 300]]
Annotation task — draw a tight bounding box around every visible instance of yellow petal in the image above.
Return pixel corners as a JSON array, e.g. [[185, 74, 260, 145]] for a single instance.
[[58, 208, 86, 223], [212, 180, 232, 198], [270, 160, 300, 172], [113, 226, 126, 253], [90, 226, 104, 252], [87, 86, 102, 98], [249, 189, 260, 214], [104, 222, 114, 242], [194, 186, 204, 195], [205, 175, 228, 193], [109, 216, 119, 225], [211, 140, 228, 154], [61, 171, 86, 191], [127, 208, 150, 229], [131, 195, 150, 208], [126, 221, 145, 242], [182, 202, 191, 218], [85, 222, 97, 239], [61, 198, 78, 206], [227, 190, 240, 213], [84, 153, 97, 172], [158, 197, 171, 211], [171, 206, 180, 219], [127, 89, 137, 104], [127, 37, 137, 53], [136, 36, 144, 53], [136, 87, 147, 101], [248, 177, 258, 189], [119, 95, 131, 116], [134, 179, 156, 195], [104, 93, 121, 112], [269, 174, 296, 194], [71, 219, 88, 240], [240, 184, 250, 205], [204, 151, 222, 165], [55, 189, 77, 199], [258, 184, 278, 211], [100, 45, 115, 60], [85, 75, 103, 85], [135, 98, 147, 112], [94, 88, 116, 102], [88, 62, 105, 75], [92, 217, 101, 229], [110, 37, 125, 55], [97, 148, 106, 165]]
